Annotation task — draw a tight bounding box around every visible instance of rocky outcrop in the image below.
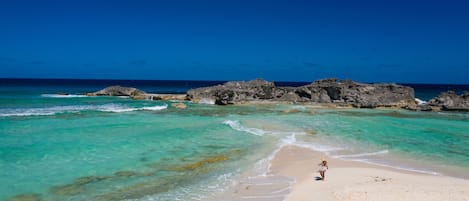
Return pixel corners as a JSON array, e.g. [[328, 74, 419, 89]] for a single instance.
[[427, 91, 469, 111], [187, 79, 276, 105], [187, 78, 416, 108], [85, 80, 468, 112], [87, 86, 188, 101], [87, 86, 146, 100], [296, 78, 416, 108]]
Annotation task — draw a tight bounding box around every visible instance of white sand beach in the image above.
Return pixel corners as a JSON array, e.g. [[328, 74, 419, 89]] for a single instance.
[[275, 146, 469, 201], [218, 145, 469, 201]]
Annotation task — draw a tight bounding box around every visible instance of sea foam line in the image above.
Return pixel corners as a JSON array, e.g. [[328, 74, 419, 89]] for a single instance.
[[223, 120, 266, 136], [415, 98, 427, 105], [333, 150, 389, 158], [0, 104, 168, 117], [41, 94, 88, 98]]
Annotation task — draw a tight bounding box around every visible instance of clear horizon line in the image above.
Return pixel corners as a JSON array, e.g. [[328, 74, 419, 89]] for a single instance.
[[1, 77, 468, 85]]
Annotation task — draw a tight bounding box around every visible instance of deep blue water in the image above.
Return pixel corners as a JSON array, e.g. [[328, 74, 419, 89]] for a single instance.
[[403, 83, 469, 101]]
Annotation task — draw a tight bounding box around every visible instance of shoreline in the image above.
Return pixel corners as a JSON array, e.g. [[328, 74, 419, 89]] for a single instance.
[[231, 145, 469, 201]]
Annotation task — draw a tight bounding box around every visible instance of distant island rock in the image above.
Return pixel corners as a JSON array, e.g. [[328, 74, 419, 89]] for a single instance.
[[187, 78, 416, 108], [86, 85, 187, 101], [86, 86, 147, 99]]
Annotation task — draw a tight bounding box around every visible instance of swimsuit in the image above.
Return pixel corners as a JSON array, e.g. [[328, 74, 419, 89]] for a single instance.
[[319, 164, 327, 172]]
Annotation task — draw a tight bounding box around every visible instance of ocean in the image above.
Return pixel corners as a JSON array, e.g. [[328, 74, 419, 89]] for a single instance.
[[1, 78, 468, 201]]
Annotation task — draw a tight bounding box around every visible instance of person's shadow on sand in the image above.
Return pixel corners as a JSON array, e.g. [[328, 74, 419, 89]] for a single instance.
[[314, 176, 322, 181]]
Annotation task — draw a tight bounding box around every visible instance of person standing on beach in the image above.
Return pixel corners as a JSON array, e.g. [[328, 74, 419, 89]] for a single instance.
[[318, 159, 328, 181]]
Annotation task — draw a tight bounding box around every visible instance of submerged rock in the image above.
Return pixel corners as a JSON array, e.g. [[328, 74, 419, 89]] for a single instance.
[[87, 85, 146, 100], [75, 175, 109, 185], [171, 103, 187, 109], [50, 183, 85, 195], [173, 155, 229, 171], [49, 175, 109, 195], [5, 193, 41, 201], [428, 91, 469, 111], [114, 170, 138, 177]]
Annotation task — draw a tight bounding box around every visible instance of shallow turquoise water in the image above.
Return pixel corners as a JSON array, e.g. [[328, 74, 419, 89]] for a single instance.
[[1, 88, 469, 200]]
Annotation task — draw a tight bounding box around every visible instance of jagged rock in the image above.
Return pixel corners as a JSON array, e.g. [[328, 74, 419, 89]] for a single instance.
[[187, 78, 276, 105], [87, 86, 146, 100], [428, 91, 469, 111], [301, 78, 415, 108], [187, 78, 416, 108]]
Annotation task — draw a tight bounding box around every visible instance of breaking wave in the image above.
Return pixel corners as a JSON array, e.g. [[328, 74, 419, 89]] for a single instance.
[[199, 98, 215, 105], [223, 120, 266, 136], [0, 104, 168, 117], [415, 98, 427, 105], [41, 94, 88, 98]]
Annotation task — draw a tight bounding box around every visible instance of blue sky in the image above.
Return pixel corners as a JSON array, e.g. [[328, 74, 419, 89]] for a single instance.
[[1, 0, 468, 83]]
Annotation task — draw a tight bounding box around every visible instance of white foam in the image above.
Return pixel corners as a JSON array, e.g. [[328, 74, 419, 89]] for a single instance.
[[0, 104, 168, 116], [98, 107, 138, 113], [199, 98, 215, 105], [41, 94, 88, 98], [279, 134, 297, 145], [0, 111, 59, 117], [293, 141, 345, 153], [339, 157, 441, 176], [415, 98, 427, 105], [99, 104, 168, 113], [333, 150, 389, 158], [223, 120, 265, 136], [0, 105, 99, 117], [141, 105, 168, 111]]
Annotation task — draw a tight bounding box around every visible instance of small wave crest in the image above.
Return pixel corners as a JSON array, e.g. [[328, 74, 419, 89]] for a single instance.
[[141, 105, 168, 111], [0, 104, 168, 117], [333, 150, 389, 158], [223, 120, 266, 136], [41, 94, 88, 98], [99, 104, 168, 113], [415, 98, 427, 105], [199, 98, 215, 104], [293, 141, 345, 153]]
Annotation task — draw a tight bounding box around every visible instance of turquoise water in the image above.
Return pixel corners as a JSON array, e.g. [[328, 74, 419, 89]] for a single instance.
[[1, 85, 469, 200]]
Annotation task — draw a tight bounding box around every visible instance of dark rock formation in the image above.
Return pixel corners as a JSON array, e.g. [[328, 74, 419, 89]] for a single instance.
[[84, 79, 468, 112], [87, 86, 146, 100], [187, 78, 276, 105], [187, 78, 416, 108], [427, 91, 469, 111]]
